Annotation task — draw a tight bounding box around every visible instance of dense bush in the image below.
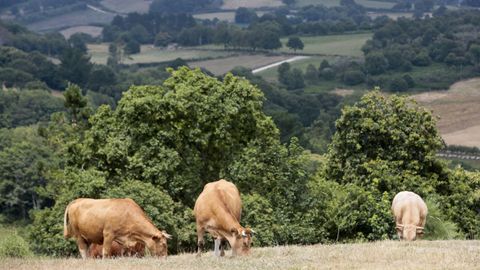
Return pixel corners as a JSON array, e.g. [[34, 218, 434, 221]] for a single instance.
[[389, 76, 409, 92], [0, 231, 33, 258], [343, 70, 365, 85]]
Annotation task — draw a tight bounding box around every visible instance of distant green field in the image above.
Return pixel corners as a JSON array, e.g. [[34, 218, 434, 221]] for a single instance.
[[296, 0, 396, 9], [280, 33, 372, 57], [27, 8, 114, 32], [88, 44, 238, 65]]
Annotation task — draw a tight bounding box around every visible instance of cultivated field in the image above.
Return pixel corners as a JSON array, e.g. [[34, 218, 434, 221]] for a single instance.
[[189, 54, 291, 75], [100, 0, 152, 14], [27, 8, 114, 32], [88, 44, 238, 65], [412, 78, 480, 147], [1, 241, 479, 270], [193, 11, 237, 22], [279, 33, 373, 57], [221, 0, 283, 9], [60, 26, 103, 38]]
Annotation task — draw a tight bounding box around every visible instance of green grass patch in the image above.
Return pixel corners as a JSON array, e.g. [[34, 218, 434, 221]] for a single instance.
[[280, 33, 373, 57]]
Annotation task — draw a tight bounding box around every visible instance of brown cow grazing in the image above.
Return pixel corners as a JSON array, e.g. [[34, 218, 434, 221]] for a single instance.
[[194, 179, 254, 257], [391, 191, 428, 241], [88, 242, 145, 258], [64, 198, 171, 258]]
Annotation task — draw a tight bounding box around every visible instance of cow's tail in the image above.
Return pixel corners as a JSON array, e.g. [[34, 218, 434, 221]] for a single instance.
[[63, 203, 71, 238]]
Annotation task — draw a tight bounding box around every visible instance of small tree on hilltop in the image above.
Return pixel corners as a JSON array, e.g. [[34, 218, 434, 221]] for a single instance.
[[325, 91, 444, 192], [286, 37, 304, 52]]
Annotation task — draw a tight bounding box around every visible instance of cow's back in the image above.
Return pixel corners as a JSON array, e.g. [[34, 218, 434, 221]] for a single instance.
[[66, 198, 148, 244], [194, 179, 242, 222], [392, 191, 427, 224]]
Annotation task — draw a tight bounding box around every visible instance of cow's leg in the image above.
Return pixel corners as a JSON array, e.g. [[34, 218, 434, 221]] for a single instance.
[[76, 237, 88, 259], [214, 238, 221, 257], [220, 239, 226, 257], [102, 233, 114, 259], [196, 226, 205, 257]]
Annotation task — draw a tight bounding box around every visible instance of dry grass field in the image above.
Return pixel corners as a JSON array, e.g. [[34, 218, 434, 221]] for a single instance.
[[1, 241, 479, 270], [412, 78, 480, 147]]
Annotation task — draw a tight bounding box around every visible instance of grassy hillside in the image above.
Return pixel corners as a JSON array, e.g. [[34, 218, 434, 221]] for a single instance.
[[1, 241, 479, 270]]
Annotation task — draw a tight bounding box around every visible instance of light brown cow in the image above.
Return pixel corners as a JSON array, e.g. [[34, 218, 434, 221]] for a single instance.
[[64, 198, 171, 258], [194, 179, 254, 257], [391, 191, 428, 241], [88, 241, 145, 258]]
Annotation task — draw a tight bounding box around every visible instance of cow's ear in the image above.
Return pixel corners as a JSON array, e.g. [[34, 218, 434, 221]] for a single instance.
[[152, 233, 162, 241]]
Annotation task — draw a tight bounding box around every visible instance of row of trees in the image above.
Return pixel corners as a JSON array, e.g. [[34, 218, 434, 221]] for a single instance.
[[5, 69, 474, 257], [363, 10, 480, 73]]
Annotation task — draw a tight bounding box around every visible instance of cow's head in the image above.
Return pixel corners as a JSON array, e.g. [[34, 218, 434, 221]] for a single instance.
[[230, 227, 254, 256], [396, 224, 424, 241], [147, 231, 171, 257]]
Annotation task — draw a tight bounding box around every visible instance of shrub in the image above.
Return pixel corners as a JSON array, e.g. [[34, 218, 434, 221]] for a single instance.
[[320, 67, 335, 80], [389, 76, 409, 92], [402, 74, 415, 88], [343, 70, 365, 85], [424, 198, 461, 240], [413, 52, 431, 66], [0, 231, 33, 258]]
